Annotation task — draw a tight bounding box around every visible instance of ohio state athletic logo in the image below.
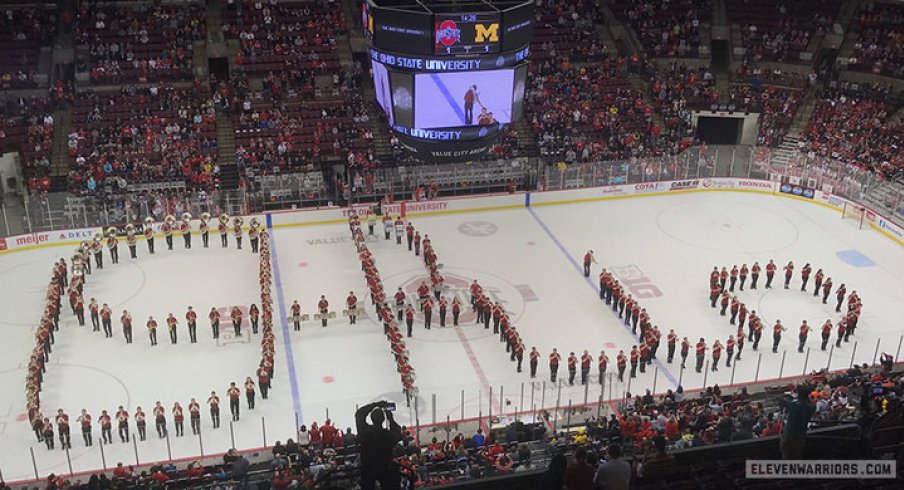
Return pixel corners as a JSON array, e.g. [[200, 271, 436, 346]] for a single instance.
[[391, 269, 527, 324], [435, 20, 461, 46]]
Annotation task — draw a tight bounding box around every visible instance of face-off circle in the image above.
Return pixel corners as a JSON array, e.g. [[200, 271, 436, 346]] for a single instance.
[[387, 268, 526, 325]]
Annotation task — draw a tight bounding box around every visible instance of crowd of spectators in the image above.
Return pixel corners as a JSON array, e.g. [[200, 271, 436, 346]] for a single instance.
[[798, 88, 904, 180], [611, 0, 711, 58], [223, 0, 345, 77], [530, 0, 607, 63], [0, 5, 57, 89], [847, 1, 904, 79], [728, 84, 802, 147], [0, 96, 55, 192], [75, 1, 206, 84], [67, 82, 219, 195], [726, 0, 840, 63]]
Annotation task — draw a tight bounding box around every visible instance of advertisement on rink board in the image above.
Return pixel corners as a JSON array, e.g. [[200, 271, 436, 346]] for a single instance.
[[3, 227, 102, 251], [779, 182, 815, 199], [669, 179, 699, 191], [632, 182, 662, 194]]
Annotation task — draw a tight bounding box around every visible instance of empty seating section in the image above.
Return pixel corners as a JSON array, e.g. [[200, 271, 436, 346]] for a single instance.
[[726, 0, 841, 62], [530, 0, 607, 63], [223, 0, 344, 77], [68, 84, 219, 195], [0, 5, 56, 88], [75, 1, 206, 84], [848, 2, 904, 78], [611, 0, 711, 58]]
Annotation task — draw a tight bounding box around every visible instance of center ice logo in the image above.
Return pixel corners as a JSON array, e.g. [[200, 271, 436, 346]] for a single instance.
[[395, 270, 525, 324]]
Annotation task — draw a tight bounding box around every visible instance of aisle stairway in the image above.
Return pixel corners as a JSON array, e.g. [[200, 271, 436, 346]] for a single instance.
[[49, 109, 72, 192], [215, 116, 239, 189]]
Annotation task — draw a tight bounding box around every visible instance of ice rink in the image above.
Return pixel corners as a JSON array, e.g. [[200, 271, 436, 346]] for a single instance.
[[1, 190, 903, 481]]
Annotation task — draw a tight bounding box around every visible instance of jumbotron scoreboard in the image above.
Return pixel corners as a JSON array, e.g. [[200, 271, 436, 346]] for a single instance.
[[362, 0, 534, 161]]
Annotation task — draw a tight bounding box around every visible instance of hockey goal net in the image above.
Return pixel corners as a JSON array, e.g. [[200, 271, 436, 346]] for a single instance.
[[842, 202, 866, 229]]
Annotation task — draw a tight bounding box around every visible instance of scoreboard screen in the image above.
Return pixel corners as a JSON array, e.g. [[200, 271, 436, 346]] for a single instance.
[[434, 13, 502, 55]]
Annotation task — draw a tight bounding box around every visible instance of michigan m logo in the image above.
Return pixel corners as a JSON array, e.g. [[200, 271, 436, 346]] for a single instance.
[[474, 23, 499, 43]]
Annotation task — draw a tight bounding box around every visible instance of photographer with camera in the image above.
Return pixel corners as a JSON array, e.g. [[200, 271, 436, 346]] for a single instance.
[[356, 400, 403, 490]]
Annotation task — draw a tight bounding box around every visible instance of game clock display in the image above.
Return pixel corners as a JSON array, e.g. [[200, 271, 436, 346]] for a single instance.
[[434, 13, 501, 55]]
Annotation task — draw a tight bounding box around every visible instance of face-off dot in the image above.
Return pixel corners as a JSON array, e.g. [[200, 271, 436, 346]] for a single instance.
[[322, 376, 334, 383], [605, 342, 616, 349], [298, 262, 309, 268], [526, 241, 536, 246]]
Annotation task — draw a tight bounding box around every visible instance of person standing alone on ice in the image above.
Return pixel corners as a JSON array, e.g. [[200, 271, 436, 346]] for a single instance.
[[583, 250, 596, 277]]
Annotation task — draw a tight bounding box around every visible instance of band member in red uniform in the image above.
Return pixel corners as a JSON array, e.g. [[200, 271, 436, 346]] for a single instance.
[[782, 261, 794, 289], [249, 303, 259, 334], [135, 407, 147, 441], [549, 348, 561, 382], [616, 350, 627, 382], [639, 341, 651, 373], [813, 269, 824, 296], [821, 278, 833, 304], [89, 298, 100, 331], [77, 409, 93, 446], [172, 403, 184, 437], [597, 350, 609, 384], [799, 263, 811, 291], [820, 319, 832, 351], [317, 295, 329, 327], [98, 410, 112, 444], [750, 261, 761, 289], [836, 320, 847, 347], [772, 320, 786, 353], [726, 335, 735, 367], [413, 231, 421, 256], [580, 350, 592, 384], [56, 409, 71, 448], [346, 291, 358, 324], [290, 300, 301, 330], [181, 306, 196, 343], [752, 316, 763, 351], [153, 402, 167, 438], [514, 342, 524, 372], [736, 329, 745, 361], [720, 291, 730, 316], [166, 313, 178, 344], [382, 214, 392, 240], [188, 399, 201, 435], [765, 260, 776, 288], [695, 339, 707, 373], [74, 294, 85, 326], [405, 304, 415, 337], [707, 340, 722, 371], [729, 265, 738, 292], [567, 352, 578, 385], [835, 284, 847, 312], [116, 406, 130, 442], [438, 296, 448, 327], [719, 267, 728, 290], [394, 216, 404, 244], [529, 347, 540, 378], [798, 321, 812, 353], [245, 377, 256, 410], [666, 329, 677, 363], [423, 297, 433, 329], [219, 218, 229, 247], [629, 346, 639, 378], [147, 316, 158, 346], [200, 215, 210, 248], [228, 382, 241, 421], [729, 296, 739, 325], [452, 297, 462, 326], [208, 307, 221, 338], [583, 250, 595, 277], [738, 303, 748, 330], [99, 303, 112, 337], [710, 283, 721, 309], [208, 391, 221, 428], [469, 280, 482, 310], [739, 264, 749, 290], [709, 266, 719, 288], [231, 306, 243, 335], [257, 365, 270, 400]]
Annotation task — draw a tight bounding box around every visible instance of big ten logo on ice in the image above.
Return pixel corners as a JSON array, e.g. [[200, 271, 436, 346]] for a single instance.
[[610, 265, 662, 299], [396, 270, 527, 324], [215, 305, 252, 346]]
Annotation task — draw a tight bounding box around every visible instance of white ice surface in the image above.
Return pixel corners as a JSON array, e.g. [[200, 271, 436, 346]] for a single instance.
[[0, 191, 902, 482]]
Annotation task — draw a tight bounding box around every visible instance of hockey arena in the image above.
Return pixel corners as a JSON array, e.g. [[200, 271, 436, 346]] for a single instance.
[[3, 0, 904, 488]]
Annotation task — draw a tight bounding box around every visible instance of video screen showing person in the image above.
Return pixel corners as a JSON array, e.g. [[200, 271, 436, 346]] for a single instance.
[[414, 70, 514, 129], [371, 60, 394, 125]]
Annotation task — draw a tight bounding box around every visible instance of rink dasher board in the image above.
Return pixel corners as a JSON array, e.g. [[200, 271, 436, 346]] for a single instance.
[[3, 178, 903, 255]]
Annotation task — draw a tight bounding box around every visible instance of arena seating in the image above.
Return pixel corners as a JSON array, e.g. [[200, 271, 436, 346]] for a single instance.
[[726, 0, 841, 63], [0, 96, 54, 191], [75, 1, 206, 84], [847, 1, 904, 79], [530, 0, 607, 63], [610, 0, 711, 58], [222, 0, 345, 77], [0, 5, 56, 89], [68, 83, 219, 195]]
